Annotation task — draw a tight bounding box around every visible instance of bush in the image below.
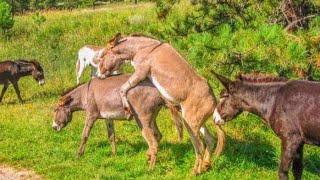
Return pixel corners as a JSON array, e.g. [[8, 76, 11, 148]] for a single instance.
[[0, 1, 14, 35]]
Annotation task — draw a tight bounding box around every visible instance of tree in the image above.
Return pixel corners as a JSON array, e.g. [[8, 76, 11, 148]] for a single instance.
[[0, 1, 14, 34]]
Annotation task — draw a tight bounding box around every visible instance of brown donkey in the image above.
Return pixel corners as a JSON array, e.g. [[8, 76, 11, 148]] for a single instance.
[[96, 33, 225, 174], [52, 74, 183, 168], [0, 60, 45, 103], [211, 71, 320, 180]]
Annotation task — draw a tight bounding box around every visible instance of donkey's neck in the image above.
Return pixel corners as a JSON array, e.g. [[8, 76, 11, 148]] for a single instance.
[[64, 83, 88, 112], [17, 63, 34, 77], [239, 82, 286, 121]]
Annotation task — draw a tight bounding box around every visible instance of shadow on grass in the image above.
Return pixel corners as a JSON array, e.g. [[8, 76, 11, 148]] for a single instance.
[[220, 134, 278, 170], [96, 134, 279, 169], [304, 153, 320, 176]]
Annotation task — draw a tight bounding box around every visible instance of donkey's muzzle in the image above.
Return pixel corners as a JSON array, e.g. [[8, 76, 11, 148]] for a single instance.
[[39, 79, 45, 86], [52, 121, 61, 132], [214, 108, 225, 125]]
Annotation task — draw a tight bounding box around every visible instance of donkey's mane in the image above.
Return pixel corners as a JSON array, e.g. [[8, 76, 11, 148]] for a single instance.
[[236, 73, 288, 84], [61, 83, 86, 96], [15, 59, 43, 72]]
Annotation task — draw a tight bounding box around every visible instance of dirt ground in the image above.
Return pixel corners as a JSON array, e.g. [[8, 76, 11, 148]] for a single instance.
[[0, 165, 42, 180]]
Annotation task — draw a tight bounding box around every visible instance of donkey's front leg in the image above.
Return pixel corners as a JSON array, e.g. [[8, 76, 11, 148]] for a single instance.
[[11, 80, 24, 103], [77, 115, 96, 159], [292, 144, 304, 180], [278, 137, 302, 180], [120, 68, 149, 119]]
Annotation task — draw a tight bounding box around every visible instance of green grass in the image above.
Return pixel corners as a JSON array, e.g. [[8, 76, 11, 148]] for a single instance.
[[0, 2, 319, 179]]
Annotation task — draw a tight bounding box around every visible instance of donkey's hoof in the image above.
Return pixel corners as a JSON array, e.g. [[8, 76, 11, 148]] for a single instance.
[[201, 161, 212, 172], [192, 169, 201, 176], [76, 154, 82, 160]]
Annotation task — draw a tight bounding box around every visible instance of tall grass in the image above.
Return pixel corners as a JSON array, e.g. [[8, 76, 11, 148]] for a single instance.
[[0, 2, 319, 179]]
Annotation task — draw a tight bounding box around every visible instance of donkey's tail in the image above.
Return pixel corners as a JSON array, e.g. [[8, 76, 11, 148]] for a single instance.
[[163, 98, 183, 140], [213, 123, 225, 162]]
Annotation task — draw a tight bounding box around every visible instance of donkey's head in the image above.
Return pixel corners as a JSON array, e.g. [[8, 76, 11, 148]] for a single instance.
[[96, 33, 123, 78], [52, 96, 73, 132], [31, 60, 45, 86], [211, 71, 244, 125]]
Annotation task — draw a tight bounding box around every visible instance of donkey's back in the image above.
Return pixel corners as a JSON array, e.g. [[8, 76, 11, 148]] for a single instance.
[[275, 80, 320, 145], [88, 74, 163, 119]]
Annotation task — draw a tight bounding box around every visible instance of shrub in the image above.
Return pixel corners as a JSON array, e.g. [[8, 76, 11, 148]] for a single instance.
[[0, 1, 14, 35]]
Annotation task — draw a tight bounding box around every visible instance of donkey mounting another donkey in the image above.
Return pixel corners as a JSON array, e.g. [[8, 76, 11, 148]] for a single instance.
[[96, 33, 225, 174]]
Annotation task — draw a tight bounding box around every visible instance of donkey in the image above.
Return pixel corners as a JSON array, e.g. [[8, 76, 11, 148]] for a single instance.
[[96, 33, 225, 174], [0, 60, 45, 103], [76, 45, 121, 84], [211, 71, 320, 180], [52, 74, 183, 167], [76, 45, 104, 85]]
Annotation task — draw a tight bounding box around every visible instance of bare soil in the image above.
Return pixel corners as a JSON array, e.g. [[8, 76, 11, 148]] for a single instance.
[[0, 165, 42, 180]]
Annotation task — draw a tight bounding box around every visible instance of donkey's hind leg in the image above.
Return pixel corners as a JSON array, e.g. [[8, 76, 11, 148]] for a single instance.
[[11, 80, 23, 103], [105, 119, 116, 155], [184, 122, 205, 175], [200, 125, 215, 171], [135, 114, 159, 169], [0, 81, 9, 103], [279, 136, 303, 180]]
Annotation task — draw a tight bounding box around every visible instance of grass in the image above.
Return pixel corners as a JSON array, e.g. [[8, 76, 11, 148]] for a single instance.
[[0, 2, 319, 179]]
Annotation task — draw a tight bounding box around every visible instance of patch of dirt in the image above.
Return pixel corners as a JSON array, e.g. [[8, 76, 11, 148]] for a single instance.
[[0, 165, 42, 180]]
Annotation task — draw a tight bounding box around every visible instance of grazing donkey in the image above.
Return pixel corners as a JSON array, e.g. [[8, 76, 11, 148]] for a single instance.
[[0, 60, 45, 103], [76, 45, 104, 85], [96, 33, 225, 174], [211, 71, 320, 180], [52, 74, 183, 167]]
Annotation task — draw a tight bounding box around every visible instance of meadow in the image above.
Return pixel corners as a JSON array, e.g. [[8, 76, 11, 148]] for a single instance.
[[0, 1, 319, 179]]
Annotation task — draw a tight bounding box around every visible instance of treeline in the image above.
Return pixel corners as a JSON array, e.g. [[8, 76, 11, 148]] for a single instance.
[[1, 0, 141, 14]]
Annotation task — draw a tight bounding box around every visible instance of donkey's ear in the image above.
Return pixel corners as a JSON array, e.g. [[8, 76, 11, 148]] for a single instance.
[[210, 70, 233, 91], [108, 33, 122, 47], [57, 96, 72, 106]]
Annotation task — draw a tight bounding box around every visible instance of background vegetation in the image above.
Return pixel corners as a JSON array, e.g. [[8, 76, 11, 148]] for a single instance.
[[0, 0, 319, 179]]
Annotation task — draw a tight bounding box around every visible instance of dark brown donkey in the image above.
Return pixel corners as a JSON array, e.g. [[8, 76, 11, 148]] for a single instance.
[[0, 60, 45, 103], [211, 71, 320, 180], [96, 33, 225, 174], [52, 74, 183, 168]]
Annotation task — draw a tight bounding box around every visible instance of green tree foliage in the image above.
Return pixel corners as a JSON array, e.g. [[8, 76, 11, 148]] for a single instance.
[[0, 1, 14, 34], [155, 0, 320, 78]]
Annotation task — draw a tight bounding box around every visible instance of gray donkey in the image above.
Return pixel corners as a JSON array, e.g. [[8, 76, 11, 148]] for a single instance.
[[52, 74, 182, 168]]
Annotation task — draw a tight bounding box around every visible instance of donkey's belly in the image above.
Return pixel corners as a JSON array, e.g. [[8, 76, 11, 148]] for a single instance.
[[99, 110, 125, 120], [148, 75, 176, 102]]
